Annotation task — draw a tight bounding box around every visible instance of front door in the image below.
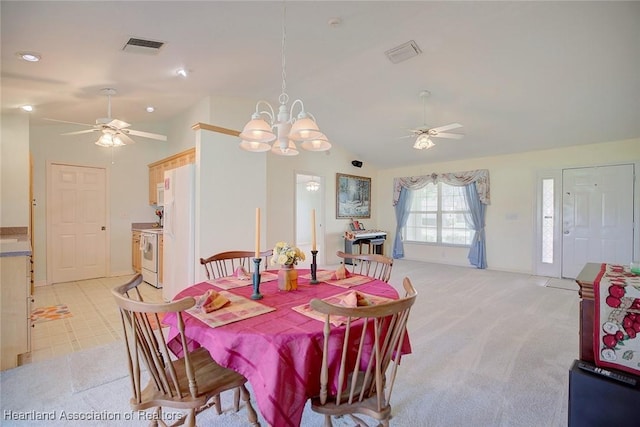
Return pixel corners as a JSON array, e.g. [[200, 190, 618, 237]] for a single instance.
[[48, 163, 107, 283], [561, 164, 634, 278]]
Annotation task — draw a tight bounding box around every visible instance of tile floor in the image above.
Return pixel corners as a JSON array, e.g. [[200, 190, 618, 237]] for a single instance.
[[29, 275, 163, 364]]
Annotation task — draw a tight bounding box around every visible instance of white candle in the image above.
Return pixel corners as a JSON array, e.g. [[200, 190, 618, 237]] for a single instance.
[[311, 209, 317, 251], [255, 208, 260, 258]]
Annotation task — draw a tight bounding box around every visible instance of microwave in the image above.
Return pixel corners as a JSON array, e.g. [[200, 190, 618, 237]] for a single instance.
[[156, 183, 164, 207]]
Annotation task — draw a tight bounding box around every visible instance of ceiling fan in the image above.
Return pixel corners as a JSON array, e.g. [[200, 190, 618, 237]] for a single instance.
[[44, 88, 167, 147], [405, 90, 464, 150]]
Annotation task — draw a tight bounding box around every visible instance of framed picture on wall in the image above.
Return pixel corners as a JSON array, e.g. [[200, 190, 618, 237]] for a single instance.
[[336, 173, 371, 219]]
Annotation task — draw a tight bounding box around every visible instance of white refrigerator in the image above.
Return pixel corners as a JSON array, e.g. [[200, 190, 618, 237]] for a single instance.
[[162, 163, 195, 301]]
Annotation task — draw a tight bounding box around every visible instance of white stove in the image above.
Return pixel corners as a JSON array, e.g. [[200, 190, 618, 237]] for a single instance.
[[140, 229, 162, 288]]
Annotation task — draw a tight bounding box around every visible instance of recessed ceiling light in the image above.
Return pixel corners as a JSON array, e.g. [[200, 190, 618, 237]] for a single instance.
[[176, 68, 188, 77], [17, 52, 41, 62], [21, 105, 34, 112], [146, 106, 155, 113]]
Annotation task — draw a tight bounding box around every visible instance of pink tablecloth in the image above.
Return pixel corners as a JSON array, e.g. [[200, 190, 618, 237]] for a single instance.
[[164, 270, 406, 427]]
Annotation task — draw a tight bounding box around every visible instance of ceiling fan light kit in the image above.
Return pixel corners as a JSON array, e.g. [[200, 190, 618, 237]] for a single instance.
[[239, 2, 330, 156], [409, 90, 464, 150], [413, 134, 435, 150]]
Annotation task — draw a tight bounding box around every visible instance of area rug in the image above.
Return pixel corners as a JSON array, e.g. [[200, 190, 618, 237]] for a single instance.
[[30, 304, 72, 323]]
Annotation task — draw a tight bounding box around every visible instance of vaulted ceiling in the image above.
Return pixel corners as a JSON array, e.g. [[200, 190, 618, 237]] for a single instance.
[[2, 1, 639, 168]]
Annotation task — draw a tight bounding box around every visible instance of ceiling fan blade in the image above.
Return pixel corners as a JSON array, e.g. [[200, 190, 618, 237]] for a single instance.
[[408, 126, 428, 133], [43, 118, 94, 127], [125, 129, 168, 141], [116, 133, 136, 145], [431, 123, 463, 133], [107, 119, 131, 129], [432, 132, 464, 139], [61, 129, 99, 136]]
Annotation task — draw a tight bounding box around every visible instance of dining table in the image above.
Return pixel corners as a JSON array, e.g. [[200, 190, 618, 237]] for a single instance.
[[163, 268, 409, 427]]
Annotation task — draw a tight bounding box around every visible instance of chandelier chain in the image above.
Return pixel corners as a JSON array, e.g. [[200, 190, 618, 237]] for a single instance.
[[279, 1, 289, 106]]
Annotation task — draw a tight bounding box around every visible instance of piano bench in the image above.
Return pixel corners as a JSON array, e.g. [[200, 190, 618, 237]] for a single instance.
[[354, 239, 371, 254]]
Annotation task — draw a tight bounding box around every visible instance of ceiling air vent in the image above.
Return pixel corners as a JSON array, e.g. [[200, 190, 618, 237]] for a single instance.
[[122, 37, 165, 55], [385, 40, 422, 64]]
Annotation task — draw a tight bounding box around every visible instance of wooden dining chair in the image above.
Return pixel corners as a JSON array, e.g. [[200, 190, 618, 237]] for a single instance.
[[336, 250, 394, 283], [200, 250, 273, 280], [112, 274, 258, 427], [309, 277, 417, 427]]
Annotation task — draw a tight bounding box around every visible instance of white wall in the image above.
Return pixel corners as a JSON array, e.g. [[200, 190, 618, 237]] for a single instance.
[[265, 146, 377, 266], [376, 138, 640, 274], [191, 96, 267, 282], [0, 114, 30, 227]]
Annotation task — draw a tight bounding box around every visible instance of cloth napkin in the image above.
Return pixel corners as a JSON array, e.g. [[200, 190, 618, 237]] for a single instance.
[[196, 289, 231, 313], [234, 266, 251, 280], [330, 264, 352, 280], [338, 290, 373, 308]]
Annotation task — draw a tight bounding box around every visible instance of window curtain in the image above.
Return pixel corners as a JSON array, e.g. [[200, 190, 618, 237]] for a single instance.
[[392, 169, 490, 268], [463, 182, 487, 268], [392, 187, 413, 259]]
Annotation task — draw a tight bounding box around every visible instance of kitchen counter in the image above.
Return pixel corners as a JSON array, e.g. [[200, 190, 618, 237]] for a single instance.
[[132, 222, 162, 232], [0, 235, 31, 257], [0, 228, 32, 370]]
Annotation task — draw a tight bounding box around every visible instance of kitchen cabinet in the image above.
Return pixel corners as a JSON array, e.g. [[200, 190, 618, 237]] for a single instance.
[[1, 254, 32, 370], [158, 234, 164, 285], [132, 230, 142, 273], [148, 148, 195, 205]]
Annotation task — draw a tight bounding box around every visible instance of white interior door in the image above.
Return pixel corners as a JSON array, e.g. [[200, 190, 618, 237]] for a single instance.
[[295, 173, 324, 267], [562, 164, 634, 278], [48, 163, 107, 284]]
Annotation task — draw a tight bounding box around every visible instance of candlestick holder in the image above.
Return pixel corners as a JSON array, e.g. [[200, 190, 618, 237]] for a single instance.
[[310, 250, 319, 284], [251, 258, 263, 300]]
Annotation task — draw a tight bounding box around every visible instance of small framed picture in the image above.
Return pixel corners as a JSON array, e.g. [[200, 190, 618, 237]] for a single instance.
[[336, 173, 371, 219]]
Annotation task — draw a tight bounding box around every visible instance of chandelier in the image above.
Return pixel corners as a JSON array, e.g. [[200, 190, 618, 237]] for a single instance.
[[306, 179, 320, 192], [239, 2, 331, 156]]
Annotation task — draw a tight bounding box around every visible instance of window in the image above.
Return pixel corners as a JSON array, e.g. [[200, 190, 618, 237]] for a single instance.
[[403, 182, 473, 246], [541, 178, 554, 263]]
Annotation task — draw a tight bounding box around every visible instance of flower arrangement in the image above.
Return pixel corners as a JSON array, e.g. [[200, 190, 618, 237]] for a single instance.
[[155, 209, 163, 227], [271, 242, 306, 267]]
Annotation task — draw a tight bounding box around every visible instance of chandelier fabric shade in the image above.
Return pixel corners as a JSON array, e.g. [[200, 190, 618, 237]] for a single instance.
[[239, 2, 331, 156]]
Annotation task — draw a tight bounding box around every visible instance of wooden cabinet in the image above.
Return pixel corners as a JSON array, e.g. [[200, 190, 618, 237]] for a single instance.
[[148, 148, 195, 205], [575, 263, 600, 363], [132, 230, 142, 273], [158, 234, 164, 286], [1, 255, 31, 370]]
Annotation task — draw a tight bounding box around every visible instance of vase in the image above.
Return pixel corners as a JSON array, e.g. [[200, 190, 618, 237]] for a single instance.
[[278, 264, 298, 291]]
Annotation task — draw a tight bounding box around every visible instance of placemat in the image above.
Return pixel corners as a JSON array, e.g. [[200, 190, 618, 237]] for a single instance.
[[292, 290, 393, 326], [187, 290, 275, 328], [594, 263, 640, 376], [300, 271, 373, 288], [208, 271, 278, 290]]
